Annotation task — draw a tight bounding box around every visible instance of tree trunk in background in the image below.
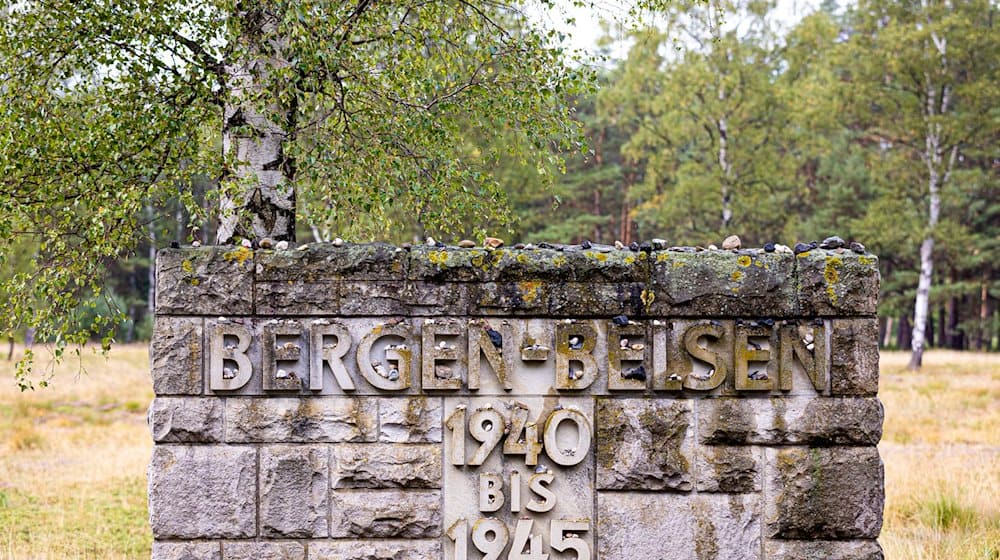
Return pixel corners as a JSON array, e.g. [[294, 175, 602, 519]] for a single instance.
[[947, 294, 962, 349], [898, 314, 912, 351], [883, 316, 894, 348], [6, 335, 12, 361], [216, 7, 296, 244], [976, 279, 988, 351]]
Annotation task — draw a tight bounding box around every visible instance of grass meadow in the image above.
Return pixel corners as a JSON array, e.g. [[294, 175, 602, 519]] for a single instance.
[[0, 345, 997, 559]]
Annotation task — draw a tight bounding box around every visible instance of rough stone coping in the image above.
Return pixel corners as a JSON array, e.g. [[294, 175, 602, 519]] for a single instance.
[[155, 243, 879, 317]]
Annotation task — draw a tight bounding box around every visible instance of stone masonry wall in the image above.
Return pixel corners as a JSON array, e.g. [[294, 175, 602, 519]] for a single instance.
[[149, 243, 883, 560]]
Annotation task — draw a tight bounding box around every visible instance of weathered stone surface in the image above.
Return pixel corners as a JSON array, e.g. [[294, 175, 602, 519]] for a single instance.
[[379, 397, 442, 443], [149, 397, 223, 443], [699, 397, 883, 445], [692, 494, 762, 560], [332, 444, 441, 488], [598, 492, 696, 560], [471, 281, 551, 315], [151, 542, 221, 560], [150, 317, 203, 395], [548, 282, 647, 316], [255, 281, 338, 315], [148, 446, 256, 538], [765, 540, 884, 560], [256, 242, 406, 282], [407, 247, 504, 282], [831, 318, 881, 396], [308, 540, 441, 560], [402, 281, 471, 316], [766, 447, 884, 539], [596, 399, 693, 490], [649, 251, 798, 317], [797, 250, 879, 316], [338, 281, 410, 315], [330, 490, 441, 538], [260, 445, 329, 537], [155, 247, 254, 315], [696, 445, 760, 493], [222, 542, 305, 560], [225, 397, 376, 442], [598, 493, 761, 560]]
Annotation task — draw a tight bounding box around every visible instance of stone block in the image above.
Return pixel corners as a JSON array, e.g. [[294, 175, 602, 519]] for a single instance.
[[256, 242, 406, 282], [831, 318, 880, 396], [255, 281, 338, 315], [699, 397, 883, 446], [225, 397, 376, 443], [379, 397, 442, 443], [148, 446, 256, 538], [330, 489, 442, 538], [308, 540, 441, 560], [596, 399, 694, 491], [155, 247, 254, 315], [649, 250, 798, 317], [331, 444, 441, 489], [796, 250, 879, 316], [696, 445, 761, 493], [693, 493, 763, 560], [260, 445, 329, 537], [149, 397, 223, 443], [766, 447, 884, 539], [597, 492, 761, 560], [150, 317, 203, 395], [152, 542, 221, 560], [222, 542, 305, 560], [765, 540, 884, 560]]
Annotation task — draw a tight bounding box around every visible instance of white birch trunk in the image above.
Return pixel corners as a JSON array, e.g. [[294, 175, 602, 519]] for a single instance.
[[216, 10, 296, 244]]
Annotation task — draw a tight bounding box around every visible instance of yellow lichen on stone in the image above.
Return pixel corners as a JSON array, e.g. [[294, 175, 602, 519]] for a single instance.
[[586, 251, 608, 262], [737, 255, 752, 267], [672, 260, 686, 268], [552, 255, 567, 267], [624, 254, 636, 264], [858, 255, 876, 266], [656, 253, 671, 263], [181, 259, 194, 274], [427, 250, 448, 266], [223, 246, 253, 266], [824, 256, 842, 284], [518, 281, 542, 303], [640, 289, 655, 311], [190, 278, 200, 286], [516, 253, 530, 264], [824, 256, 843, 305], [731, 270, 744, 282]]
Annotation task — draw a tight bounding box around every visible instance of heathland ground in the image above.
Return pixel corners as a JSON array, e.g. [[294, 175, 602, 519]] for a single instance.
[[0, 347, 997, 559]]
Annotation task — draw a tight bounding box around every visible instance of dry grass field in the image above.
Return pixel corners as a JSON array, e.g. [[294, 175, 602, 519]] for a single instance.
[[0, 345, 997, 559]]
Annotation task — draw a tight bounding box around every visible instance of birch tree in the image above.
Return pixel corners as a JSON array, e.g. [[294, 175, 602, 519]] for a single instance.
[[843, 0, 999, 368], [1, 0, 659, 387]]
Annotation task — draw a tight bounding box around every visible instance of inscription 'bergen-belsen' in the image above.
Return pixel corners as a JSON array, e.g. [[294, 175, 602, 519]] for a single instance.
[[208, 318, 829, 395], [207, 317, 830, 560]]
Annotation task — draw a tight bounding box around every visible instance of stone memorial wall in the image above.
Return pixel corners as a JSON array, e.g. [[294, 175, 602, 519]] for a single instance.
[[148, 243, 884, 560]]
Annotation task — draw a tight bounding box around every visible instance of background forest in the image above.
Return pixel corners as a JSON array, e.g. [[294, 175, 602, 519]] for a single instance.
[[2, 0, 997, 360]]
